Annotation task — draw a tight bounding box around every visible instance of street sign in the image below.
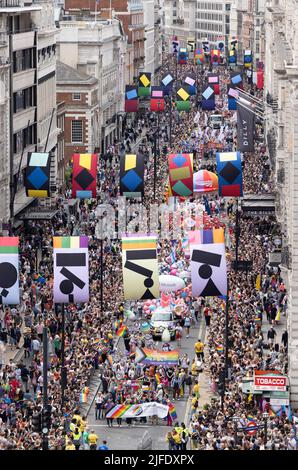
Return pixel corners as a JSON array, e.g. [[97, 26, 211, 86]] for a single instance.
[[254, 370, 288, 392], [245, 421, 258, 436]]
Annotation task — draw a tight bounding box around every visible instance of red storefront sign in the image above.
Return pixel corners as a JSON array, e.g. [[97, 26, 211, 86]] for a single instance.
[[254, 370, 287, 392]]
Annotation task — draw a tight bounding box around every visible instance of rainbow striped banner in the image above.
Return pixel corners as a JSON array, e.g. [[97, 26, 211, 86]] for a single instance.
[[168, 403, 177, 420], [116, 325, 127, 337], [106, 402, 169, 419], [122, 235, 157, 251], [188, 228, 225, 245], [53, 236, 89, 248], [80, 386, 89, 403]]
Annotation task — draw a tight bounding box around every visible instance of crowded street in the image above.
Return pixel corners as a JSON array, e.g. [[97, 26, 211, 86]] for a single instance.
[[0, 0, 297, 455]]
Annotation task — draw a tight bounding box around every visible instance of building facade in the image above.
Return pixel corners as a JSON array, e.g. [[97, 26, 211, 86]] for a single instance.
[[0, 0, 58, 223], [56, 61, 99, 164], [264, 0, 298, 406], [57, 17, 126, 153], [164, 0, 197, 50]]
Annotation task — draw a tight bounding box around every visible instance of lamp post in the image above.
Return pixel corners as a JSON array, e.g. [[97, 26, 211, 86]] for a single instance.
[[263, 411, 269, 445], [42, 310, 49, 450], [153, 100, 162, 200], [233, 416, 239, 447]]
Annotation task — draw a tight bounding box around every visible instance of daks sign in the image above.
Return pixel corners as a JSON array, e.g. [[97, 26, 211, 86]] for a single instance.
[[254, 370, 287, 392]]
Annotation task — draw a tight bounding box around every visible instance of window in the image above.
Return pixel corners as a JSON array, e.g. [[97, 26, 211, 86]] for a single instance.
[[73, 93, 81, 101], [71, 120, 83, 143]]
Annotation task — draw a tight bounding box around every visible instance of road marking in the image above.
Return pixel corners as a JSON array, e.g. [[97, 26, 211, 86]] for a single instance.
[[90, 424, 157, 428]]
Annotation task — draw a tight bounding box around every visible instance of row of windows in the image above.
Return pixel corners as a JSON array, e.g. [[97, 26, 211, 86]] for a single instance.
[[197, 2, 223, 11], [197, 12, 223, 21], [13, 86, 36, 114], [197, 22, 223, 32], [13, 124, 36, 155], [13, 48, 35, 74]]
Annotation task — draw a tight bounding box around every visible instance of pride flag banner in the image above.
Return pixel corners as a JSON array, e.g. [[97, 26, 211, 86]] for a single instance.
[[106, 402, 169, 419], [135, 346, 179, 366]]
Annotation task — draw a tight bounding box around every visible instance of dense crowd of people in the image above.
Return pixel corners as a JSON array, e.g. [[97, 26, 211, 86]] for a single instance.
[[0, 51, 296, 451]]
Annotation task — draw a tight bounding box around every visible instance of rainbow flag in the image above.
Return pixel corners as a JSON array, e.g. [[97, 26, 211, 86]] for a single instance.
[[247, 414, 254, 421], [155, 373, 161, 385], [214, 340, 224, 353], [80, 386, 89, 404], [33, 273, 46, 284], [268, 408, 276, 418], [168, 403, 177, 420], [106, 404, 131, 419], [117, 325, 127, 337]]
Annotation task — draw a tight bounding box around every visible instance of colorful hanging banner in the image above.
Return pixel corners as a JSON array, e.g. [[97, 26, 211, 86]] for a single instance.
[[208, 73, 220, 95], [187, 38, 195, 54], [168, 153, 193, 197], [194, 48, 204, 64], [178, 47, 188, 64], [229, 49, 237, 64], [72, 153, 97, 199], [53, 236, 89, 304], [183, 74, 196, 95], [25, 152, 51, 198], [201, 84, 215, 111], [244, 50, 253, 68], [138, 73, 151, 97], [120, 153, 144, 197], [0, 237, 19, 305], [172, 36, 179, 54], [150, 86, 165, 112], [191, 241, 227, 297], [176, 85, 190, 111], [125, 85, 139, 112], [211, 49, 220, 64], [216, 151, 243, 197], [135, 346, 179, 366], [188, 228, 225, 245], [122, 235, 160, 300]]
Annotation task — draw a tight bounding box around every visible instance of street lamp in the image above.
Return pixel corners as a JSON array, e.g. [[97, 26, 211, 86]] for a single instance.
[[262, 411, 269, 445], [232, 416, 239, 446]]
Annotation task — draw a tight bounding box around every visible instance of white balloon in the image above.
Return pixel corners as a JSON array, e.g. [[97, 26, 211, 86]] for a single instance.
[[161, 328, 171, 342], [159, 275, 185, 292]]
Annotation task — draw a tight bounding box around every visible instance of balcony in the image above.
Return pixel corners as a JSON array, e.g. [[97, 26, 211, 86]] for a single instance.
[[0, 0, 21, 7]]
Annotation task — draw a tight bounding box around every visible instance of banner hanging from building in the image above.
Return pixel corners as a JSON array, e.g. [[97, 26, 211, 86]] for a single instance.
[[72, 153, 97, 199], [178, 47, 188, 64], [201, 84, 215, 111], [168, 153, 193, 197], [208, 73, 220, 95], [25, 152, 51, 198], [138, 73, 151, 97], [0, 237, 19, 305], [191, 241, 227, 297], [216, 151, 243, 197], [176, 85, 190, 111], [120, 153, 144, 197], [125, 85, 139, 112], [183, 74, 196, 95], [122, 235, 160, 300], [237, 96, 255, 152], [194, 48, 204, 64], [150, 86, 165, 111], [53, 236, 89, 304]]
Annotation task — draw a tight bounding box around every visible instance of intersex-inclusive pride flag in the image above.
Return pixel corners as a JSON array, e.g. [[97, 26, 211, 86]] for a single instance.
[[106, 402, 169, 419], [135, 346, 179, 366]]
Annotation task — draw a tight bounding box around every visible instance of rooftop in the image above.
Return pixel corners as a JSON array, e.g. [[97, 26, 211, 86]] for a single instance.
[[56, 61, 97, 86]]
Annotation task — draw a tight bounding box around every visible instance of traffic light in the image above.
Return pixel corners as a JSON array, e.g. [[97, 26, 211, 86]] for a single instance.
[[32, 411, 42, 433], [42, 407, 52, 430]]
